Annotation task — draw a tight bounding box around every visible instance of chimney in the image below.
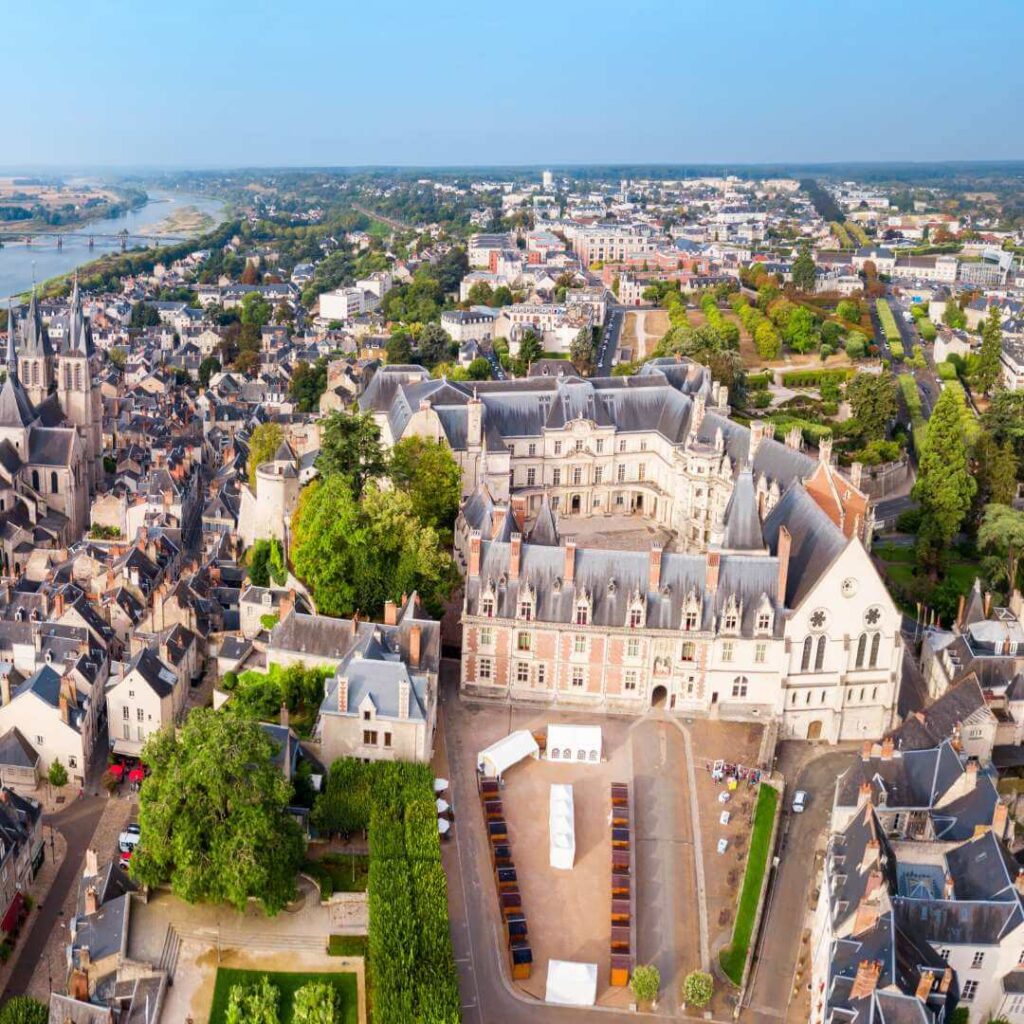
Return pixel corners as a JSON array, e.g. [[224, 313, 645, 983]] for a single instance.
[[84, 887, 98, 915], [279, 589, 295, 622], [84, 848, 98, 877], [467, 393, 483, 447], [857, 780, 872, 806], [398, 679, 410, 720], [860, 838, 880, 874], [337, 676, 349, 714], [509, 532, 522, 580], [939, 967, 953, 995], [0, 673, 9, 707], [777, 526, 791, 605], [861, 740, 873, 761], [850, 960, 882, 999], [692, 393, 706, 433], [850, 461, 863, 491], [984, 591, 992, 616], [819, 434, 833, 465], [966, 759, 978, 790], [706, 551, 720, 592], [563, 537, 576, 584], [648, 545, 663, 592], [957, 593, 966, 628], [915, 970, 935, 1002], [409, 624, 422, 668], [943, 873, 954, 900], [79, 946, 91, 970], [468, 530, 482, 578], [54, 591, 65, 619], [749, 420, 765, 458], [279, 703, 289, 729], [384, 600, 398, 626], [59, 694, 69, 725], [993, 801, 1009, 839], [351, 612, 359, 636], [492, 507, 507, 540], [880, 737, 894, 761]]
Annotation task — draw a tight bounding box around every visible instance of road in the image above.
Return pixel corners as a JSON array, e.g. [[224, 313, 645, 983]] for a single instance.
[[3, 795, 107, 998], [349, 203, 413, 233], [633, 716, 701, 1015], [598, 304, 624, 375], [743, 747, 852, 1024]]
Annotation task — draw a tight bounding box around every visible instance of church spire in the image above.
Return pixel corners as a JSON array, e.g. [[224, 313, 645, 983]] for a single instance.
[[5, 299, 15, 378]]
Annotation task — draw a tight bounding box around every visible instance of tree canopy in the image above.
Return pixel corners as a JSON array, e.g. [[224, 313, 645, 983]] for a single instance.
[[978, 503, 1024, 593], [0, 997, 48, 1024], [791, 245, 816, 291], [226, 975, 280, 1024], [316, 411, 388, 495], [569, 326, 596, 376], [131, 709, 304, 915], [974, 305, 1003, 395], [846, 370, 897, 443], [389, 436, 462, 538], [247, 422, 285, 489]]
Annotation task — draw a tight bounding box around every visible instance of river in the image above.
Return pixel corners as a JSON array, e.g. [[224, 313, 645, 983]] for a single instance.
[[0, 188, 227, 299]]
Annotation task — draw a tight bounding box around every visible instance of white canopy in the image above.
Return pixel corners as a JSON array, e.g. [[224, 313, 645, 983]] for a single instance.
[[549, 783, 575, 870], [545, 959, 598, 1006], [547, 724, 602, 764], [477, 730, 540, 778]]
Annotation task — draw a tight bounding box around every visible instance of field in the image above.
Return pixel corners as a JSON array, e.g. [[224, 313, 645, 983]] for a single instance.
[[719, 784, 779, 985], [208, 968, 358, 1024]]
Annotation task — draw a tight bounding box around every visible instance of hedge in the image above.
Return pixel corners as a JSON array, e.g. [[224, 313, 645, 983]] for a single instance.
[[747, 372, 772, 390], [780, 368, 853, 388], [897, 374, 927, 455], [845, 222, 869, 246], [889, 341, 905, 360], [937, 361, 958, 381], [918, 318, 937, 342], [830, 222, 852, 248], [875, 299, 902, 344]]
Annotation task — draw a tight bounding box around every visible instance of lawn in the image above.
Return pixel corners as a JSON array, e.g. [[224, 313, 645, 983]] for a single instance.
[[304, 853, 369, 895], [720, 784, 779, 985], [209, 968, 358, 1024]]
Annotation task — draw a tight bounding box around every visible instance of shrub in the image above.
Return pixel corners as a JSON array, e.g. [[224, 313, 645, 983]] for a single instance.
[[780, 368, 853, 388], [327, 934, 367, 957], [875, 299, 902, 344], [221, 671, 238, 691], [747, 372, 772, 391], [896, 507, 923, 534], [889, 341, 905, 360], [753, 392, 771, 409], [48, 759, 68, 788], [919, 318, 937, 342], [937, 361, 958, 381], [292, 980, 342, 1024], [225, 975, 280, 1024], [631, 964, 661, 1004], [683, 970, 714, 1008], [845, 331, 868, 359], [0, 996, 48, 1024]]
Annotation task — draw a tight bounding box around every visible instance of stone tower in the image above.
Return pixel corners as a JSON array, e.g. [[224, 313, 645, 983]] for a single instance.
[[17, 290, 54, 407]]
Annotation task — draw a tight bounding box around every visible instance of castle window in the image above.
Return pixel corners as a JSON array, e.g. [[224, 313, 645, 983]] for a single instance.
[[684, 609, 699, 631], [870, 632, 881, 668], [552, 468, 561, 486], [815, 635, 826, 671], [573, 634, 586, 654], [731, 676, 748, 698], [575, 602, 589, 626], [755, 641, 767, 664], [51, 472, 58, 494], [31, 470, 39, 492], [801, 636, 812, 671], [480, 596, 494, 618], [626, 637, 640, 658], [680, 641, 695, 662], [628, 605, 643, 629], [517, 632, 531, 651], [756, 610, 771, 632], [594, 466, 602, 485], [517, 599, 533, 621]]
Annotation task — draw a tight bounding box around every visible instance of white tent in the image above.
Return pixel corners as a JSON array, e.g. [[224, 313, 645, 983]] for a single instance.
[[477, 730, 540, 778], [545, 959, 598, 1006], [547, 724, 602, 764], [549, 783, 575, 870]]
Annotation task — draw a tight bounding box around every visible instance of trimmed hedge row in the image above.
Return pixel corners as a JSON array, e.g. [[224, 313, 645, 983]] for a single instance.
[[780, 368, 853, 388], [919, 318, 937, 342], [830, 222, 852, 248], [875, 298, 902, 344]]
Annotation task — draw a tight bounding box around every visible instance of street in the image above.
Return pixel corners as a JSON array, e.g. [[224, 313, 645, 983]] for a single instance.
[[598, 304, 624, 375]]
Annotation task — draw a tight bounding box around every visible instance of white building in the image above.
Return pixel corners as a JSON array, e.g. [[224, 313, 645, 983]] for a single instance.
[[106, 648, 186, 757]]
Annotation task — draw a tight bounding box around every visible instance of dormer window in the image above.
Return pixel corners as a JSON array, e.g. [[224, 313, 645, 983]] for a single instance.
[[575, 601, 589, 626], [628, 604, 643, 629], [481, 596, 494, 618], [721, 595, 741, 633], [517, 595, 534, 621]]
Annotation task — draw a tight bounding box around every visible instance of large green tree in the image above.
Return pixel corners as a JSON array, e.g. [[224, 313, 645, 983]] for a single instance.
[[417, 323, 454, 368], [982, 390, 1024, 463], [131, 710, 304, 915], [912, 385, 976, 559], [247, 422, 285, 489], [0, 997, 48, 1024], [974, 305, 1003, 395], [226, 975, 280, 1024], [389, 436, 462, 537], [942, 295, 966, 330], [978, 503, 1024, 593], [291, 477, 455, 617], [972, 432, 1018, 514], [846, 370, 898, 442], [569, 326, 596, 376], [316, 411, 387, 495], [386, 332, 413, 365], [240, 291, 272, 329], [791, 245, 816, 291], [292, 980, 343, 1024]]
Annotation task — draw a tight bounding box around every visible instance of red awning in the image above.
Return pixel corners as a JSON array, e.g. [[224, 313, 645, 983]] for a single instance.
[[109, 764, 124, 780], [1, 891, 24, 933], [128, 768, 144, 783]]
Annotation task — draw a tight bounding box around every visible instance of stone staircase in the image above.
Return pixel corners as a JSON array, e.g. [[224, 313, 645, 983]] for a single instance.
[[156, 925, 182, 983]]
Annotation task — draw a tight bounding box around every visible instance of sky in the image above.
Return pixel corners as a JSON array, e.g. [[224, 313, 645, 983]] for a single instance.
[[3, 0, 1023, 169]]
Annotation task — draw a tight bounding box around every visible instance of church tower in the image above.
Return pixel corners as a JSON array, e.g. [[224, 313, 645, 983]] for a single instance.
[[18, 290, 54, 407], [56, 279, 102, 490]]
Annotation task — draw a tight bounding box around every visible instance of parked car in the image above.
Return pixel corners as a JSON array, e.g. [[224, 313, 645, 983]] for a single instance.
[[792, 790, 808, 814], [118, 823, 141, 853]]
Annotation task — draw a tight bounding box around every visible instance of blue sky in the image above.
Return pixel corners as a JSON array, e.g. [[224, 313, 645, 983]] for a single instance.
[[4, 0, 1023, 168]]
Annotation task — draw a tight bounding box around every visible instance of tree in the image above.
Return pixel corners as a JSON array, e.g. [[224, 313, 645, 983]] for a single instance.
[[846, 371, 897, 442], [226, 975, 280, 1024], [972, 433, 1018, 512], [417, 323, 453, 368], [630, 964, 660, 1004], [682, 970, 714, 1009], [389, 437, 462, 537], [247, 422, 285, 489], [982, 390, 1024, 462], [942, 295, 966, 330], [290, 357, 329, 413], [912, 385, 976, 560], [48, 758, 68, 788], [754, 320, 781, 360], [292, 980, 342, 1024], [512, 331, 543, 375], [317, 411, 387, 495], [466, 356, 492, 381], [569, 326, 595, 376], [129, 301, 160, 328], [979, 504, 1024, 593], [466, 281, 494, 305], [974, 305, 1003, 395], [131, 710, 304, 915], [386, 332, 414, 365], [240, 291, 272, 329], [0, 997, 48, 1024], [291, 477, 455, 618], [198, 356, 221, 388], [836, 299, 861, 324], [791, 245, 816, 292]]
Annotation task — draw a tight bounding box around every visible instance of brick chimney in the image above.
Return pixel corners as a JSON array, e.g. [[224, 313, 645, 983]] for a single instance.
[[706, 551, 720, 593], [492, 507, 507, 540], [563, 537, 576, 584], [943, 873, 954, 899], [939, 967, 953, 995], [468, 530, 482, 578], [409, 625, 422, 668], [857, 781, 872, 807], [861, 740, 873, 761], [649, 545, 663, 592], [915, 970, 935, 1002], [384, 600, 398, 626], [509, 532, 522, 580], [59, 694, 70, 725], [398, 679, 410, 720], [850, 960, 882, 999], [337, 676, 349, 714], [84, 886, 98, 915], [53, 590, 65, 619], [777, 526, 791, 605]]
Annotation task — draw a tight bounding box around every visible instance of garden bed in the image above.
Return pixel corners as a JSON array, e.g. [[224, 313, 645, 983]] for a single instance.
[[209, 968, 358, 1024]]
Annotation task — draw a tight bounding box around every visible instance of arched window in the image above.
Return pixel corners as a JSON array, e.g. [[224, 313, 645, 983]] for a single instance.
[[576, 749, 585, 761], [856, 633, 867, 669], [31, 470, 39, 492], [815, 635, 826, 671], [870, 632, 881, 668], [550, 749, 560, 760], [51, 472, 58, 494], [589, 750, 598, 762], [801, 636, 812, 671]]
